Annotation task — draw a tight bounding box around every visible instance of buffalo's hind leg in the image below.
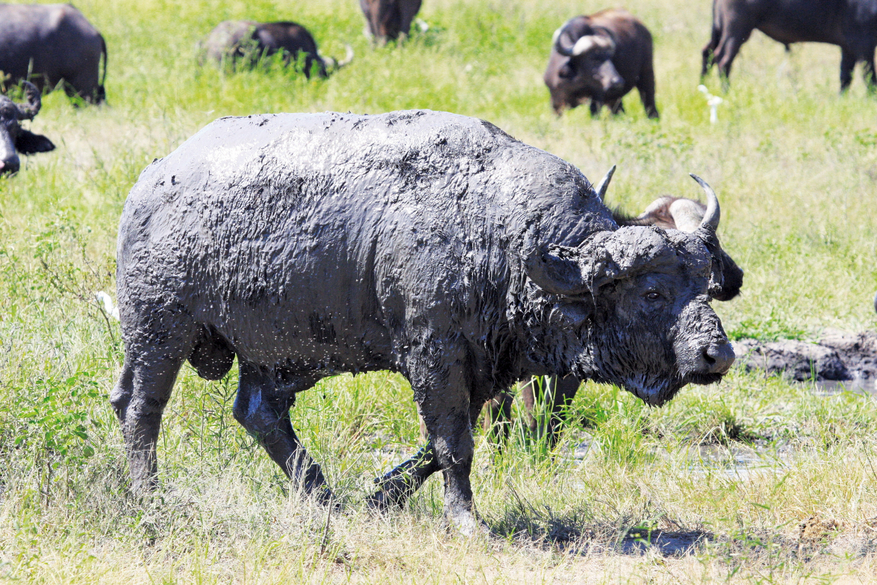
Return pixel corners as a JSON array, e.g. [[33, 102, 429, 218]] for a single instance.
[[368, 443, 440, 510], [232, 362, 332, 502], [111, 320, 195, 493], [840, 49, 857, 92]]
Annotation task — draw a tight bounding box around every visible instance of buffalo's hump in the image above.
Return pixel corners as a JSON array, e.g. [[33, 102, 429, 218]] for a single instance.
[[118, 110, 612, 371]]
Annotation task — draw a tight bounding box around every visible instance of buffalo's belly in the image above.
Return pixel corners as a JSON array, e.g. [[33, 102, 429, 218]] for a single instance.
[[757, 15, 840, 46], [195, 302, 397, 375]]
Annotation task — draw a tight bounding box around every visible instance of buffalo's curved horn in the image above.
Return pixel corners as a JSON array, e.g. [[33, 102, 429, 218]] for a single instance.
[[572, 34, 614, 56], [16, 81, 41, 120], [552, 25, 572, 56], [571, 35, 597, 56], [593, 164, 616, 202], [320, 44, 354, 72], [689, 174, 720, 231], [337, 44, 354, 68]]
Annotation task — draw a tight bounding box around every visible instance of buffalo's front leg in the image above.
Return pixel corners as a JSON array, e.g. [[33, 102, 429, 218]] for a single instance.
[[840, 49, 856, 92], [372, 391, 488, 510], [376, 343, 483, 534], [419, 354, 482, 534], [232, 362, 331, 501]]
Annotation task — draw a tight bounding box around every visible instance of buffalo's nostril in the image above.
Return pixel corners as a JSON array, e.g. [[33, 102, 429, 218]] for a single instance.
[[704, 341, 735, 374]]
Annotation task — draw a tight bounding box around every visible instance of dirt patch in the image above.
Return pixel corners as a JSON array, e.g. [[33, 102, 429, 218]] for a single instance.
[[734, 330, 877, 384]]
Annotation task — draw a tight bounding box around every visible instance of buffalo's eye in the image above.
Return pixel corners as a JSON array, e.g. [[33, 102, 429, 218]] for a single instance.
[[645, 291, 663, 302]]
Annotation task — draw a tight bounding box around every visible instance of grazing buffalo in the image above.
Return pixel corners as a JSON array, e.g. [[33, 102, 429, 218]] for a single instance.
[[485, 184, 745, 444], [0, 4, 107, 103], [200, 21, 353, 78], [360, 0, 423, 43], [702, 0, 877, 91], [0, 82, 55, 175], [545, 9, 659, 118], [112, 110, 734, 534]]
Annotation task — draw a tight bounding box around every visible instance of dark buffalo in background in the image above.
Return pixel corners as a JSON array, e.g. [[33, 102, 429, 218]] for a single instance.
[[200, 21, 353, 78], [702, 0, 877, 92], [360, 0, 423, 43], [610, 193, 743, 301], [112, 110, 734, 534], [545, 9, 659, 118], [0, 82, 55, 175], [0, 4, 107, 103], [484, 186, 745, 444]]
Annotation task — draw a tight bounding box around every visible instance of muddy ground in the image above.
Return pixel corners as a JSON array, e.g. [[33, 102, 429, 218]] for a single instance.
[[734, 330, 877, 386]]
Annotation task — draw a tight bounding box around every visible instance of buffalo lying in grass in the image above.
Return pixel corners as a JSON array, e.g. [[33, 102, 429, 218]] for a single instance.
[[0, 82, 55, 175], [200, 20, 353, 78], [112, 110, 734, 533], [0, 4, 107, 103]]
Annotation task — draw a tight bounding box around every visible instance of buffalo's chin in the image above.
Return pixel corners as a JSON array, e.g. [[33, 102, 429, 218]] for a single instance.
[[624, 372, 727, 406], [683, 372, 726, 386], [621, 378, 683, 407]]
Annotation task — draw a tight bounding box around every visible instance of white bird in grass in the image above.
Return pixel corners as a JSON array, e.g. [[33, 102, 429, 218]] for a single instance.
[[95, 291, 120, 320], [698, 84, 723, 124]]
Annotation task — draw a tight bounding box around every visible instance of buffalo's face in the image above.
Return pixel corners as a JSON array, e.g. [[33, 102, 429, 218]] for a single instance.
[[587, 228, 733, 404], [615, 196, 745, 302], [0, 82, 55, 175], [524, 178, 734, 406], [548, 33, 624, 112]]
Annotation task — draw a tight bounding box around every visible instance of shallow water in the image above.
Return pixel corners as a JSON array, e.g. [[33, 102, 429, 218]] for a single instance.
[[568, 437, 784, 481], [685, 444, 784, 480], [808, 378, 877, 395]]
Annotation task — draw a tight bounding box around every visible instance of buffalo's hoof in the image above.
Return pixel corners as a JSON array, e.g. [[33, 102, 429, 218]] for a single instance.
[[365, 488, 406, 512], [310, 484, 338, 507], [443, 510, 491, 537]]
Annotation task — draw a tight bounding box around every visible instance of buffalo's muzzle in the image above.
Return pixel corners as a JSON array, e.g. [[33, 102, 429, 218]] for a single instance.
[[702, 339, 735, 375], [0, 155, 20, 175]]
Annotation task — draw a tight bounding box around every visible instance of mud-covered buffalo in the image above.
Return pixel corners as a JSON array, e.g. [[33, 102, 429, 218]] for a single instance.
[[111, 110, 734, 534]]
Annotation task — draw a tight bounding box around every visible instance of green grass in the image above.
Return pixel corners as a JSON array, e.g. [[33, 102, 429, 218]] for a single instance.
[[3, 0, 877, 582]]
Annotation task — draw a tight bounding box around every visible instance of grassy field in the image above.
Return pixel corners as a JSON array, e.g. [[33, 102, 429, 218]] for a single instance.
[[2, 0, 877, 582]]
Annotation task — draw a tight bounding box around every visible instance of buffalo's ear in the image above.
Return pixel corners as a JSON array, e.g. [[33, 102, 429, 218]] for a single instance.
[[558, 63, 575, 79], [549, 299, 593, 330], [16, 129, 55, 154], [525, 238, 623, 298], [525, 244, 590, 297]]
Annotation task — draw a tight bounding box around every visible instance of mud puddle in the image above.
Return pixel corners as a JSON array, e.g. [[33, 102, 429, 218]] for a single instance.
[[734, 330, 877, 393]]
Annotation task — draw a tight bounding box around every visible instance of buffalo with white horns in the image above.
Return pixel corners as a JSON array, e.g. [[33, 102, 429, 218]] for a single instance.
[[483, 171, 744, 445], [112, 110, 733, 534], [200, 20, 353, 78], [545, 9, 659, 118]]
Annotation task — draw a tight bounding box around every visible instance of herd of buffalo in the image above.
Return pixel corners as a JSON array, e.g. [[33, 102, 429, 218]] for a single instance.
[[3, 0, 877, 173], [0, 0, 874, 534]]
